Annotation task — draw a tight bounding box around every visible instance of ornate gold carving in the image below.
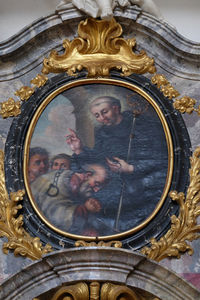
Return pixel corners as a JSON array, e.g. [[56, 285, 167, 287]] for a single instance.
[[42, 18, 156, 77], [173, 96, 196, 114], [160, 84, 180, 100], [75, 240, 122, 248], [46, 282, 155, 300], [151, 74, 169, 88], [15, 86, 35, 101], [0, 73, 49, 119], [151, 74, 200, 115], [31, 74, 48, 88], [90, 282, 100, 300], [101, 283, 139, 299], [0, 98, 21, 118], [151, 74, 179, 100], [141, 147, 200, 261], [0, 150, 52, 260], [51, 282, 89, 300]]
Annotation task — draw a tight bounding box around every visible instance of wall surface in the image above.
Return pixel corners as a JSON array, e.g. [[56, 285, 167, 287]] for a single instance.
[[0, 0, 200, 42]]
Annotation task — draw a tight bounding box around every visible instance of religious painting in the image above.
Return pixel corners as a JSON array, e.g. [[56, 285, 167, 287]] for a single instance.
[[23, 77, 173, 240]]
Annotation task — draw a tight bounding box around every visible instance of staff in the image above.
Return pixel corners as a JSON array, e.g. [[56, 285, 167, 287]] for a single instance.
[[114, 111, 137, 231], [114, 98, 148, 231]]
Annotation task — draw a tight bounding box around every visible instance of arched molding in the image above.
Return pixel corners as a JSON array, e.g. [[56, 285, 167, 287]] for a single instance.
[[0, 6, 200, 81], [0, 248, 199, 300]]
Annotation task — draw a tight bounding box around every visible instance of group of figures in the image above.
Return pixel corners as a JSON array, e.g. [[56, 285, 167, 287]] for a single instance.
[[28, 94, 168, 237]]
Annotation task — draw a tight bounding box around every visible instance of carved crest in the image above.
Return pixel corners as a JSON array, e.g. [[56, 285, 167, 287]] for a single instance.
[[42, 18, 156, 77]]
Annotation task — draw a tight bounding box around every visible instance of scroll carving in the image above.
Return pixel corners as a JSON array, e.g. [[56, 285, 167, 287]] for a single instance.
[[0, 150, 52, 260], [36, 282, 157, 300], [42, 18, 156, 77], [141, 147, 200, 261]]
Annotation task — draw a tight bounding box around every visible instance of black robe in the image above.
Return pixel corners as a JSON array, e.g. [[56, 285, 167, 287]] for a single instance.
[[72, 110, 169, 235]]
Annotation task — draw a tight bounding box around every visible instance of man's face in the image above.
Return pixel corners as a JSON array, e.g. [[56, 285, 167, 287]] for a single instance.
[[91, 101, 120, 126], [70, 164, 107, 197], [28, 154, 49, 182], [52, 158, 70, 170], [85, 164, 107, 193]]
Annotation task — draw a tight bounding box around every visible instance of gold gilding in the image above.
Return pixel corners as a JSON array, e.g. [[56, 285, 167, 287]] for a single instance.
[[0, 150, 52, 260], [141, 147, 200, 261], [31, 74, 48, 88], [151, 74, 179, 100], [24, 78, 173, 242], [42, 18, 156, 77], [51, 282, 89, 300], [0, 98, 21, 118], [151, 74, 169, 88], [160, 84, 180, 100], [173, 96, 196, 114], [40, 282, 154, 300], [15, 86, 35, 101], [151, 74, 200, 115], [0, 74, 49, 119], [75, 240, 122, 248]]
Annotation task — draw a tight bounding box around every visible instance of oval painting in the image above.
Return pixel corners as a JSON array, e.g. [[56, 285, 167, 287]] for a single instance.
[[24, 78, 173, 240]]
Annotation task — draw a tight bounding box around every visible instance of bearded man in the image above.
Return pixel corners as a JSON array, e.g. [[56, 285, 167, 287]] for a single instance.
[[31, 162, 108, 236]]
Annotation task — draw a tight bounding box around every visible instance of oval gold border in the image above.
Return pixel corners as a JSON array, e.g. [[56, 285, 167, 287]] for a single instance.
[[24, 78, 173, 242]]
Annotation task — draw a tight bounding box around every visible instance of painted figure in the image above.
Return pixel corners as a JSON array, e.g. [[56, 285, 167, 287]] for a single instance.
[[28, 147, 49, 183], [31, 162, 109, 235], [66, 96, 168, 234], [50, 153, 71, 170]]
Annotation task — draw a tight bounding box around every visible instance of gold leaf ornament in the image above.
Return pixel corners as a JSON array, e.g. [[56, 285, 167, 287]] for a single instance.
[[173, 96, 196, 114], [15, 86, 35, 101], [30, 74, 48, 88], [151, 74, 169, 88], [141, 147, 200, 261], [42, 18, 156, 77], [0, 150, 52, 260], [75, 240, 122, 248], [0, 98, 21, 118], [160, 84, 180, 100], [151, 74, 200, 116], [151, 74, 180, 100]]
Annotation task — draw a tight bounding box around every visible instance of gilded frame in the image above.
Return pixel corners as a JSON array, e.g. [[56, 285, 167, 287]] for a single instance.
[[23, 77, 174, 242], [4, 71, 190, 251]]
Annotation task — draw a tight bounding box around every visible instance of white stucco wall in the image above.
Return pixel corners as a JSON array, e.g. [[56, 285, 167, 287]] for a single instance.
[[0, 0, 200, 42]]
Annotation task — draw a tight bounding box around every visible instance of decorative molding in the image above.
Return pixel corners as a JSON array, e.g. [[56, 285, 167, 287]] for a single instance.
[[75, 240, 122, 248], [141, 147, 200, 261], [42, 18, 156, 77], [37, 281, 152, 300], [30, 74, 48, 88], [51, 282, 89, 300], [0, 98, 21, 118], [0, 73, 48, 119], [15, 86, 35, 101], [0, 17, 199, 263], [1, 8, 200, 82], [0, 150, 52, 260], [151, 74, 200, 115]]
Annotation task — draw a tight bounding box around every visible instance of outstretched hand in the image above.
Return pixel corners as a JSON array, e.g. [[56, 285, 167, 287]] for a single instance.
[[65, 128, 82, 154], [106, 157, 134, 174]]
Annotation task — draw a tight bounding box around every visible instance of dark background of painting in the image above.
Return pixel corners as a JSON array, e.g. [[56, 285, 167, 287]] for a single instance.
[[4, 71, 191, 250]]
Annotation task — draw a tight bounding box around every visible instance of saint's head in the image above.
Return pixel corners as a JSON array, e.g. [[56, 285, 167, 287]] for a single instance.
[[90, 96, 122, 126]]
